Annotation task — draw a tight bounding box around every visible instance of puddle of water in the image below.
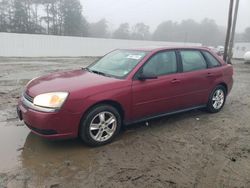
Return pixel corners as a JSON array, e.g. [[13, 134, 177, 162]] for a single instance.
[[0, 125, 30, 172], [21, 133, 94, 173], [0, 124, 95, 176]]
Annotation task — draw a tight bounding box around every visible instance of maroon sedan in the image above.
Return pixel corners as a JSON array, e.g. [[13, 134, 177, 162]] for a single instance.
[[17, 47, 233, 146]]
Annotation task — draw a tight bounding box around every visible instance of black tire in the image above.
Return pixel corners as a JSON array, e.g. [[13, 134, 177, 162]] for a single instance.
[[207, 85, 226, 113], [80, 104, 121, 146]]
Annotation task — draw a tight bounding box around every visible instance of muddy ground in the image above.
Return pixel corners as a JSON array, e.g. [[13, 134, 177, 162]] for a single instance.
[[0, 58, 250, 188]]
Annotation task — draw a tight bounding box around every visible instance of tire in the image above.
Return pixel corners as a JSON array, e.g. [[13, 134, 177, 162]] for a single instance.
[[80, 104, 121, 146], [207, 85, 226, 113]]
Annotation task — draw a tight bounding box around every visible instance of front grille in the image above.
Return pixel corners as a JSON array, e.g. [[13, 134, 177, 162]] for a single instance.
[[23, 92, 34, 103]]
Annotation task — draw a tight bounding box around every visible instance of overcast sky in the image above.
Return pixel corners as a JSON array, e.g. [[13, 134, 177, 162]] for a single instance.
[[81, 0, 249, 32]]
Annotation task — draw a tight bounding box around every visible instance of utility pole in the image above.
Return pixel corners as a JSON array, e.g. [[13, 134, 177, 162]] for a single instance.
[[224, 0, 234, 62], [228, 0, 240, 63]]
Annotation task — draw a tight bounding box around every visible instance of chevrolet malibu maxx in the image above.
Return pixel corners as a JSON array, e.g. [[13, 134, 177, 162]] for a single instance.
[[17, 47, 233, 146]]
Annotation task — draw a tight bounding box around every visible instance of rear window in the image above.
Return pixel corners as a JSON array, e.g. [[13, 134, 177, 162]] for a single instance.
[[180, 51, 207, 72]]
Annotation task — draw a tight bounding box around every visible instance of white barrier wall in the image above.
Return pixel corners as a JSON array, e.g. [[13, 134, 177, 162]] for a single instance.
[[0, 32, 201, 57], [233, 43, 250, 59]]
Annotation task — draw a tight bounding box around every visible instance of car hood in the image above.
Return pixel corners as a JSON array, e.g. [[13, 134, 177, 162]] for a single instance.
[[25, 69, 127, 97]]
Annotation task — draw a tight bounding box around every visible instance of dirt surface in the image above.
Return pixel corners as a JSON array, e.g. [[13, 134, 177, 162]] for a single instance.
[[0, 58, 250, 188]]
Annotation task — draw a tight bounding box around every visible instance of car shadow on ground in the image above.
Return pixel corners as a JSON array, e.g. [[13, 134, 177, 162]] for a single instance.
[[22, 108, 208, 150], [18, 108, 207, 172], [123, 108, 207, 132]]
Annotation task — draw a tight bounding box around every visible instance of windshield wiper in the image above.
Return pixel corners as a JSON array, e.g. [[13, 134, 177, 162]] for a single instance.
[[82, 67, 90, 71], [82, 67, 97, 74], [83, 67, 114, 78], [85, 68, 111, 77], [91, 70, 108, 76]]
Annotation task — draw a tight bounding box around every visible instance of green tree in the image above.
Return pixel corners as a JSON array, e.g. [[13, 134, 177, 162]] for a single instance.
[[1, 0, 88, 35], [178, 19, 200, 43], [12, 0, 29, 33], [0, 0, 12, 32], [113, 23, 130, 39], [152, 19, 225, 46], [199, 18, 222, 46], [131, 23, 150, 40], [88, 19, 108, 38], [152, 21, 178, 41], [243, 27, 250, 42], [61, 0, 84, 36], [81, 16, 89, 37]]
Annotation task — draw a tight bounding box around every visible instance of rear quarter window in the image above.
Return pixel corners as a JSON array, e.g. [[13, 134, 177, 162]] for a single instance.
[[203, 51, 220, 67]]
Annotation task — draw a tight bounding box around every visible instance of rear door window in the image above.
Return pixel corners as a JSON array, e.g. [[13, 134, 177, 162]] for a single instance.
[[180, 50, 207, 72]]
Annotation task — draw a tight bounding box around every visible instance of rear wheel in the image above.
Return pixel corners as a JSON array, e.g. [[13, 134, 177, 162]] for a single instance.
[[207, 85, 226, 113], [80, 105, 121, 146]]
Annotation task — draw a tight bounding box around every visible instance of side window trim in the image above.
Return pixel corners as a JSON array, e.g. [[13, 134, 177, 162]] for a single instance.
[[176, 50, 183, 72], [133, 50, 179, 80], [178, 49, 209, 73], [200, 51, 210, 68]]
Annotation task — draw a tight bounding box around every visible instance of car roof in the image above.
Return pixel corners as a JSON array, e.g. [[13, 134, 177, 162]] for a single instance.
[[121, 46, 211, 52]]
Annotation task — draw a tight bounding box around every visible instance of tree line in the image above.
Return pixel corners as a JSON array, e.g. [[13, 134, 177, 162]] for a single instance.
[[0, 0, 87, 36], [0, 0, 249, 46]]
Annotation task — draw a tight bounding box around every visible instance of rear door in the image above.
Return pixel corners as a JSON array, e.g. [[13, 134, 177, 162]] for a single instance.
[[176, 50, 218, 108]]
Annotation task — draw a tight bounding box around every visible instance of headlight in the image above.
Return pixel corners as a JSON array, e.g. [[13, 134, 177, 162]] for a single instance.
[[33, 92, 69, 109]]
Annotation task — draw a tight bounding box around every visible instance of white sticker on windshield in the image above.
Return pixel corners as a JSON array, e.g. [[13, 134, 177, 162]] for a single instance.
[[123, 71, 129, 75], [126, 55, 142, 60]]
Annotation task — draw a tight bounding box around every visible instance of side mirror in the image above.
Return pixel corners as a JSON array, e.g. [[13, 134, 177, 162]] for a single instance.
[[138, 69, 158, 80]]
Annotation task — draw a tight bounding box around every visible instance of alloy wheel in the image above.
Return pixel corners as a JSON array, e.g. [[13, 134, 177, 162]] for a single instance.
[[212, 89, 225, 110], [89, 111, 117, 142]]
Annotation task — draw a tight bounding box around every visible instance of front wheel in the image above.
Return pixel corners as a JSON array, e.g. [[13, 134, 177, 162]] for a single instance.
[[80, 105, 121, 146], [207, 85, 226, 113]]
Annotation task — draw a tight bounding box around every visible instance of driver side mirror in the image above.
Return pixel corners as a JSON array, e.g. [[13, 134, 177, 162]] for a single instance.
[[137, 69, 158, 80]]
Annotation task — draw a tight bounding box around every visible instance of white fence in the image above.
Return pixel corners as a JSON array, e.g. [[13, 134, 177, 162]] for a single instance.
[[0, 32, 201, 57], [233, 42, 250, 59]]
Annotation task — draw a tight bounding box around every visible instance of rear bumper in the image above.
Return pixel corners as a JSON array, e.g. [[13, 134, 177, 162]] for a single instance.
[[17, 98, 82, 140]]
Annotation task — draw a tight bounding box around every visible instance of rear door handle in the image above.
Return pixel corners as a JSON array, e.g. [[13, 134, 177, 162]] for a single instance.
[[206, 73, 214, 77], [171, 79, 181, 84]]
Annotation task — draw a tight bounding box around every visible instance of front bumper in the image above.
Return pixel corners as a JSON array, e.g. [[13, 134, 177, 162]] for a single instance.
[[17, 96, 81, 140]]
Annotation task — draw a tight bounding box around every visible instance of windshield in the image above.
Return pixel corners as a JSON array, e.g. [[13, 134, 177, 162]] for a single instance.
[[88, 50, 148, 78]]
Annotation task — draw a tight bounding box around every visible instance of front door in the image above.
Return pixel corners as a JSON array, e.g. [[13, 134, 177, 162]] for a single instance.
[[131, 50, 182, 121]]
